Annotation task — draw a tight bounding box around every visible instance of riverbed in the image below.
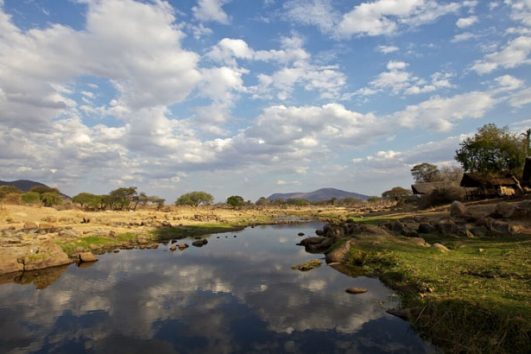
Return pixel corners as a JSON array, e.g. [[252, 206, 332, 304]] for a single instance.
[[0, 223, 437, 353]]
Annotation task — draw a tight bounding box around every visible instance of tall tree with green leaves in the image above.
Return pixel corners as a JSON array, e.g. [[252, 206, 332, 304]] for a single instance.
[[410, 163, 440, 183], [455, 124, 526, 175], [175, 191, 214, 207]]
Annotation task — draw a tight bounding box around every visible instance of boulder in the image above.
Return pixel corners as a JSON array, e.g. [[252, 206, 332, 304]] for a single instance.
[[23, 241, 73, 271], [436, 219, 459, 235], [169, 244, 177, 251], [298, 237, 326, 246], [450, 201, 468, 219], [491, 202, 516, 219], [418, 223, 436, 234], [291, 259, 321, 271], [487, 220, 513, 236], [409, 237, 430, 247], [297, 232, 305, 236], [177, 243, 189, 251], [192, 239, 208, 247], [345, 287, 368, 294], [432, 243, 450, 253], [79, 252, 98, 262]]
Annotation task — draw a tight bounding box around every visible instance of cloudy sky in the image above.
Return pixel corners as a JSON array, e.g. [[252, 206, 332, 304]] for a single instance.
[[0, 0, 530, 201]]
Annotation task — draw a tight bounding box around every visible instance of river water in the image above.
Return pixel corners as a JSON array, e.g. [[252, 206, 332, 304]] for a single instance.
[[0, 223, 437, 353]]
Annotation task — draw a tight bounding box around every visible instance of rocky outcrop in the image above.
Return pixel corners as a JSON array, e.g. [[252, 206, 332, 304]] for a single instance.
[[192, 239, 208, 247], [78, 252, 97, 263], [22, 241, 73, 271], [325, 240, 354, 263], [449, 201, 469, 219]]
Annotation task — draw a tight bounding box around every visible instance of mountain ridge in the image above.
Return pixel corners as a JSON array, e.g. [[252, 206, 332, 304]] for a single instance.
[[0, 179, 71, 199], [267, 188, 369, 202]]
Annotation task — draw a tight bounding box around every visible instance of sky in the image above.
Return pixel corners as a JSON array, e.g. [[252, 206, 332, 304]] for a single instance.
[[0, 0, 530, 202]]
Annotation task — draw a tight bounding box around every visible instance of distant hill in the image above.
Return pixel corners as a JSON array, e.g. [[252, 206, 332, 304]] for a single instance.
[[0, 179, 70, 199], [267, 188, 369, 202]]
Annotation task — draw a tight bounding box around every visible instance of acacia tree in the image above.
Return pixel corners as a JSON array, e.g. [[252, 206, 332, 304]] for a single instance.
[[226, 195, 245, 208], [455, 124, 526, 175], [410, 163, 440, 183], [175, 191, 214, 207]]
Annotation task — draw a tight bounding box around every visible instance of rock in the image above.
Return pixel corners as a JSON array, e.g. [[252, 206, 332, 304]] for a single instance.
[[488, 220, 513, 236], [192, 239, 208, 247], [0, 249, 25, 274], [108, 230, 116, 238], [305, 237, 334, 253], [436, 219, 459, 235], [315, 229, 325, 236], [291, 259, 321, 271], [113, 249, 120, 253], [79, 252, 98, 262], [23, 222, 38, 231], [432, 243, 450, 253], [345, 287, 368, 294], [38, 223, 57, 233], [297, 232, 305, 236], [418, 223, 435, 234], [298, 237, 326, 246], [58, 230, 78, 237], [169, 244, 177, 251], [409, 237, 430, 247], [491, 202, 516, 219], [177, 243, 189, 250], [450, 201, 468, 219], [23, 241, 73, 271], [386, 221, 405, 235], [386, 308, 410, 320]]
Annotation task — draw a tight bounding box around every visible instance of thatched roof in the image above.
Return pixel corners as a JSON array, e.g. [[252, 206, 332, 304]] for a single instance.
[[460, 173, 516, 188], [411, 182, 453, 195], [523, 157, 531, 186]]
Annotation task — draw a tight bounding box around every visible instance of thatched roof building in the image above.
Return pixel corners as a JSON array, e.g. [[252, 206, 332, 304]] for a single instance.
[[460, 173, 520, 198], [411, 182, 453, 195]]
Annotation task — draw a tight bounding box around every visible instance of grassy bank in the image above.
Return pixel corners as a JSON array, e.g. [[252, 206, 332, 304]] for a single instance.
[[343, 234, 530, 353]]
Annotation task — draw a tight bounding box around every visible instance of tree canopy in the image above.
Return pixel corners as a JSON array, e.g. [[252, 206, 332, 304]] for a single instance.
[[226, 195, 245, 208], [175, 191, 214, 207], [411, 163, 440, 183], [455, 123, 526, 176]]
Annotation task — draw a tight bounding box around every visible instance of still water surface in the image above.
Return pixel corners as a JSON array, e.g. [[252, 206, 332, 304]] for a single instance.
[[0, 223, 437, 353]]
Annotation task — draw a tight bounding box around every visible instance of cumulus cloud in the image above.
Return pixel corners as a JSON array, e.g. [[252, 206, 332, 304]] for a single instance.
[[394, 91, 495, 131], [472, 36, 531, 74], [192, 0, 231, 24], [376, 45, 399, 54], [355, 61, 453, 96], [456, 16, 478, 28]]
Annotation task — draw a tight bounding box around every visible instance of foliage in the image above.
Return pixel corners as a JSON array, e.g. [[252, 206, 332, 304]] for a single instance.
[[0, 185, 21, 202], [175, 191, 214, 207], [21, 191, 41, 205], [411, 163, 440, 183], [108, 187, 138, 210], [286, 198, 310, 206], [255, 197, 269, 206], [72, 193, 105, 210], [382, 186, 412, 200], [438, 165, 463, 183], [367, 196, 381, 203], [226, 195, 245, 208], [455, 123, 526, 176], [40, 192, 62, 207], [29, 185, 60, 194]]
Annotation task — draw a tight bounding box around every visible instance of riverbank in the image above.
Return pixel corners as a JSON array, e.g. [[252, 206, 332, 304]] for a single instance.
[[310, 198, 531, 353], [0, 203, 363, 276]]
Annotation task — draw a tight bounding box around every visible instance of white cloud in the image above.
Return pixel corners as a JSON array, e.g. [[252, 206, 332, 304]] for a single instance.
[[472, 36, 531, 74], [494, 74, 524, 91], [509, 87, 531, 107], [336, 0, 461, 38], [376, 45, 399, 54], [395, 91, 495, 131], [451, 32, 478, 42], [283, 0, 338, 33], [192, 0, 231, 24], [356, 60, 453, 96], [456, 16, 477, 28]]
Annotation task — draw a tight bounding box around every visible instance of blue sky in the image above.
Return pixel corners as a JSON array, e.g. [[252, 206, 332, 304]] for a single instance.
[[0, 0, 530, 201]]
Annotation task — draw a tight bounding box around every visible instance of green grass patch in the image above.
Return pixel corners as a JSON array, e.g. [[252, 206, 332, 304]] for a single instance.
[[344, 235, 531, 353], [56, 233, 140, 255]]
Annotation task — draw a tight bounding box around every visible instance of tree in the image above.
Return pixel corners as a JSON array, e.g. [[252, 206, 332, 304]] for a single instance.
[[108, 187, 138, 210], [0, 185, 21, 201], [175, 191, 214, 207], [438, 165, 464, 183], [411, 163, 440, 183], [255, 197, 269, 206], [73, 193, 105, 210], [226, 195, 245, 208], [455, 124, 526, 175], [21, 192, 41, 205], [382, 186, 412, 200], [40, 192, 62, 207]]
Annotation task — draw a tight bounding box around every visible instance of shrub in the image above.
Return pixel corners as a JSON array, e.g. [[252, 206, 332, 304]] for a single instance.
[[175, 191, 214, 207], [21, 192, 41, 205], [226, 195, 245, 208]]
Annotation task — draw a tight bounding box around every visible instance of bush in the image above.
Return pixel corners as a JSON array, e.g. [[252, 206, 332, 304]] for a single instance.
[[422, 186, 465, 208], [227, 195, 245, 208], [175, 191, 214, 207], [21, 192, 41, 205]]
